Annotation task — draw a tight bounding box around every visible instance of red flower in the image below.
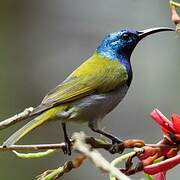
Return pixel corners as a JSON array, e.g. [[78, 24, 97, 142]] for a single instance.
[[150, 109, 180, 142], [119, 109, 179, 180], [141, 109, 180, 180]]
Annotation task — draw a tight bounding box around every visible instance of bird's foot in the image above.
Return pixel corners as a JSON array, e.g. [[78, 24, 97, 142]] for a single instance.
[[108, 138, 125, 154], [62, 139, 71, 155], [123, 161, 144, 176]]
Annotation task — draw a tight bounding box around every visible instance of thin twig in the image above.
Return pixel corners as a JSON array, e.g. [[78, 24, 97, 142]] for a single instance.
[[0, 137, 109, 152], [0, 143, 66, 151], [0, 107, 34, 130], [0, 137, 110, 152]]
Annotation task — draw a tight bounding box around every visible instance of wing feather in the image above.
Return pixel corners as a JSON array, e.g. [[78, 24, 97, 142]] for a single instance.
[[32, 53, 128, 115]]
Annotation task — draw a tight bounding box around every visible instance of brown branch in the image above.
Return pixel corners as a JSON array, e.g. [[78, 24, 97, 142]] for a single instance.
[[36, 154, 87, 180]]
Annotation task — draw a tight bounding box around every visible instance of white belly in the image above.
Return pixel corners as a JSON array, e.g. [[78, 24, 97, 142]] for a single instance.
[[65, 84, 129, 123]]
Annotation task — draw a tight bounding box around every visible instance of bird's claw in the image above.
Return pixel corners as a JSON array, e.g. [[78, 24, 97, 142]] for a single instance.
[[108, 140, 125, 154], [120, 152, 144, 176], [123, 161, 144, 176], [62, 140, 71, 155]]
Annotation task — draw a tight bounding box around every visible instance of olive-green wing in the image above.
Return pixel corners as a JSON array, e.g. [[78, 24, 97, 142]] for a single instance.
[[32, 54, 128, 115], [42, 76, 96, 105]]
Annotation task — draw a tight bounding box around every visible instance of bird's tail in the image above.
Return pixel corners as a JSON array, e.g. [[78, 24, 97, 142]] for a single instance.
[[3, 111, 53, 147]]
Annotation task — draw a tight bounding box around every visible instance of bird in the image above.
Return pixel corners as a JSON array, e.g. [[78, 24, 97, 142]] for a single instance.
[[3, 27, 174, 155]]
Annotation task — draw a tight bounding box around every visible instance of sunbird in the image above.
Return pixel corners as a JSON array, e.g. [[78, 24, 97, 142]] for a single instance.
[[3, 27, 174, 155]]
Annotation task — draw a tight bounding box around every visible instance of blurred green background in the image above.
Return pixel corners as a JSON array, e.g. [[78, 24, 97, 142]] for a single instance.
[[0, 0, 179, 179]]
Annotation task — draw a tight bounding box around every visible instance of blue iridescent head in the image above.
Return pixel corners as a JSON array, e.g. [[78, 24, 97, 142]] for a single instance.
[[96, 27, 174, 61]]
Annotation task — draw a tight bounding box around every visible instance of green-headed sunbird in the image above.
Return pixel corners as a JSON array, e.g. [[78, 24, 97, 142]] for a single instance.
[[3, 27, 174, 155]]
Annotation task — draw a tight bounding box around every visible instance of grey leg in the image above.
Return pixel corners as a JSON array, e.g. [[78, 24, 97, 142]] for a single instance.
[[61, 123, 71, 155], [88, 120, 124, 154]]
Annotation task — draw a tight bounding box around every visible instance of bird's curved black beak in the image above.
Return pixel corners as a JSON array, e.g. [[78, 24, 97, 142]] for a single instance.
[[138, 27, 175, 40]]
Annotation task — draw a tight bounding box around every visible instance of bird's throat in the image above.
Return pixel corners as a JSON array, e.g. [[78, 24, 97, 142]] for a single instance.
[[95, 50, 133, 87]]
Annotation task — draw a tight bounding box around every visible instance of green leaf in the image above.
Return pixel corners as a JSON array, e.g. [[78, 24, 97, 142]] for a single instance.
[[13, 149, 58, 159]]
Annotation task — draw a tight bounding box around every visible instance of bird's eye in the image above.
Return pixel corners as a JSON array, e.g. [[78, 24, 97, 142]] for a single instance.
[[122, 33, 129, 41]]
